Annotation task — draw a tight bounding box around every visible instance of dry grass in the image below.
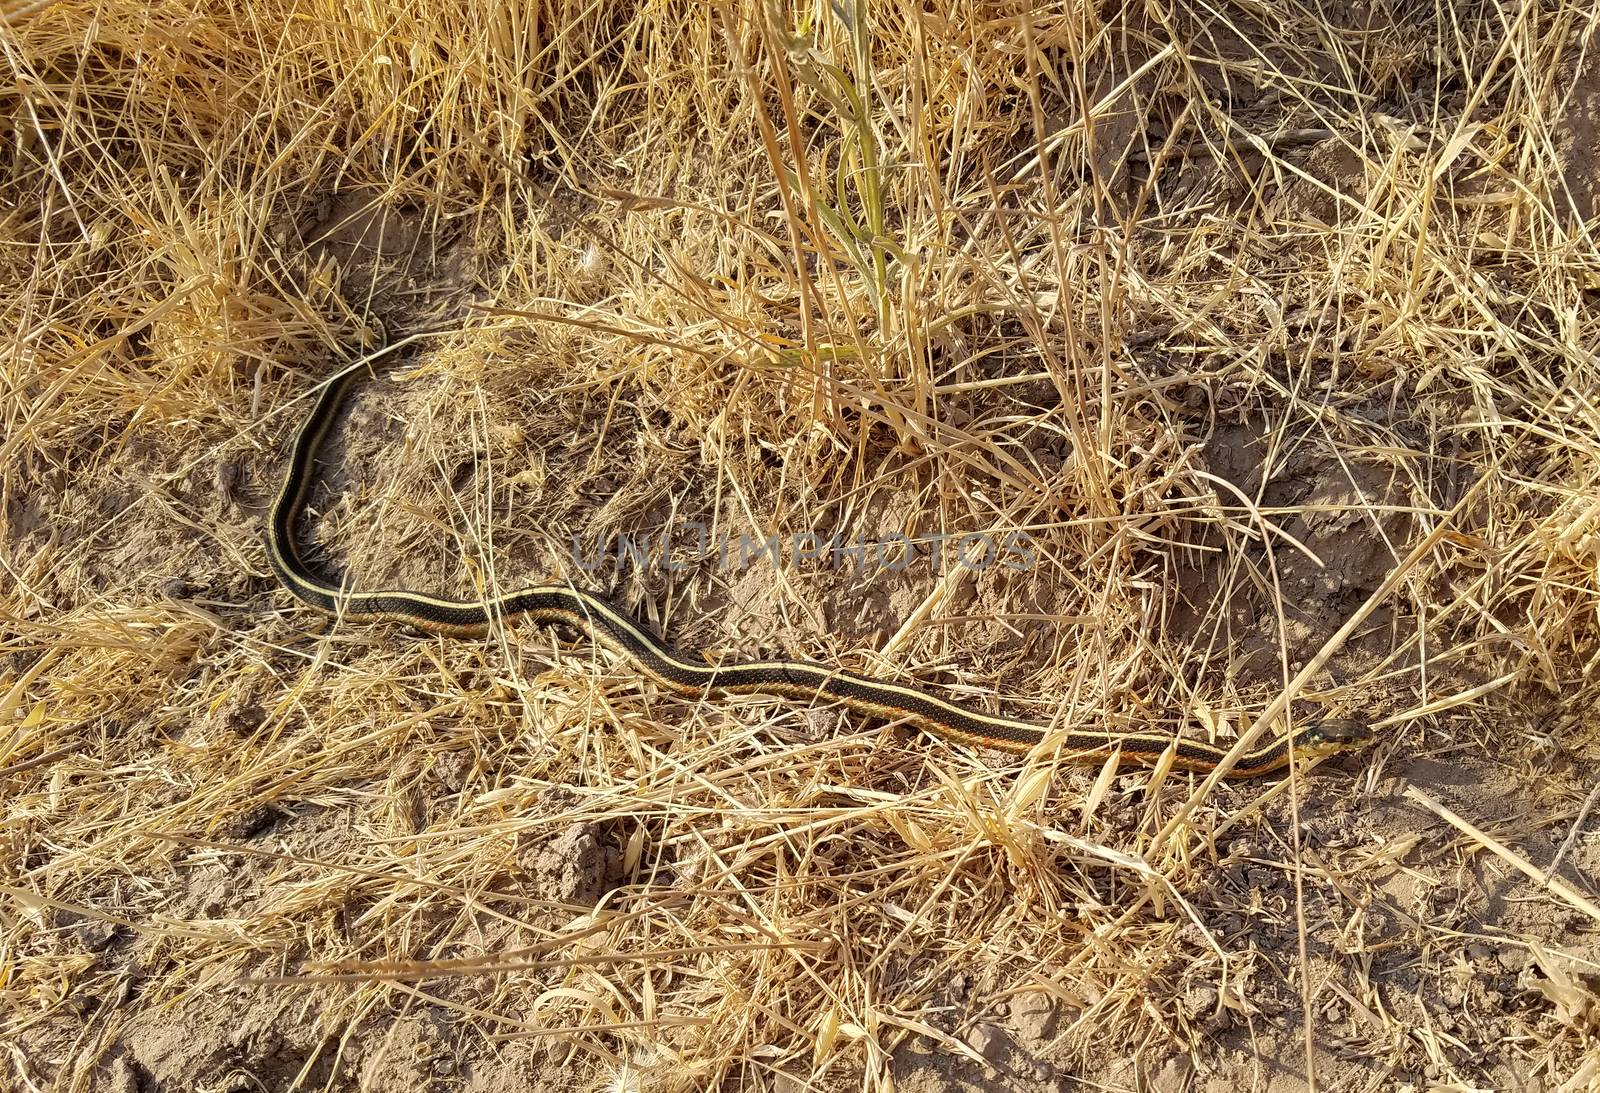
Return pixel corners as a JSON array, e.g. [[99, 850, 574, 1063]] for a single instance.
[[4, 0, 1600, 1090]]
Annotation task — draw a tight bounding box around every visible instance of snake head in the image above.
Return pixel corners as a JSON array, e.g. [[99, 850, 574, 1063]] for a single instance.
[[1298, 718, 1374, 758]]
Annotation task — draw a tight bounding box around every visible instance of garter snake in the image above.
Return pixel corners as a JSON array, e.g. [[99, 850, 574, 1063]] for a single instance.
[[266, 353, 1372, 778]]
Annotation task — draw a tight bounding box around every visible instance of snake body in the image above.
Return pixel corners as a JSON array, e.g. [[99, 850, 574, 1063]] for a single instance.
[[267, 354, 1372, 778]]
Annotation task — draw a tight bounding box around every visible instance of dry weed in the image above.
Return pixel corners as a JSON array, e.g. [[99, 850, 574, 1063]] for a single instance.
[[3, 0, 1600, 1090]]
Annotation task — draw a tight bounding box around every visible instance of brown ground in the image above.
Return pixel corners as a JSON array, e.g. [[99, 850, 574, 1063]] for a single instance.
[[4, 1, 1600, 1091]]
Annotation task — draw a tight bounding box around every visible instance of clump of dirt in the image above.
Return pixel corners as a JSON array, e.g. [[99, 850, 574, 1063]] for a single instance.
[[519, 822, 623, 905]]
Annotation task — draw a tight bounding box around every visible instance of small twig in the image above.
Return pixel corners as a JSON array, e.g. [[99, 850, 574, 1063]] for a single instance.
[[0, 742, 78, 779], [1549, 782, 1600, 877]]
